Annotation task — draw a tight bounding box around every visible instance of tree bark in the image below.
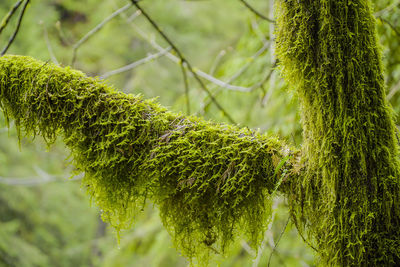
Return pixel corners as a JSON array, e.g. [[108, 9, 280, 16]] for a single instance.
[[276, 0, 400, 265]]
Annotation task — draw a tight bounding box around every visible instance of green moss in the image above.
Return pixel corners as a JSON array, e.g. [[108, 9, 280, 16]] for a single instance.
[[2, 1, 399, 264], [275, 0, 400, 265], [0, 55, 297, 264]]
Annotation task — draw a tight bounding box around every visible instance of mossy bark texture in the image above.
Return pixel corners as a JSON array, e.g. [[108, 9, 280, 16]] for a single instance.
[[0, 55, 297, 263], [0, 0, 400, 265], [276, 0, 400, 265]]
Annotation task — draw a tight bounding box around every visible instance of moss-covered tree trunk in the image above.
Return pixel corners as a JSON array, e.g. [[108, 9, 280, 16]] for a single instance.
[[0, 0, 399, 266], [276, 0, 400, 265]]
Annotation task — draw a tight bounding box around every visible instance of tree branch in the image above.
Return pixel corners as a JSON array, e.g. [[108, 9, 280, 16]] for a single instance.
[[127, 23, 251, 92], [0, 0, 23, 36], [71, 3, 133, 66], [100, 46, 171, 79], [1, 0, 30, 56], [180, 61, 191, 114], [130, 0, 237, 124], [0, 55, 301, 262], [379, 17, 400, 38], [239, 0, 275, 23]]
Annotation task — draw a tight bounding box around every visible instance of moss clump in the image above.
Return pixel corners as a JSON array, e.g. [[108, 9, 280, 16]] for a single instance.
[[0, 55, 298, 263], [275, 0, 400, 265]]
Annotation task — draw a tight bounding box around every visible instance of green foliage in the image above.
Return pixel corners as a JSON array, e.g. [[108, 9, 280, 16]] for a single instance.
[[275, 0, 400, 265], [0, 55, 297, 264]]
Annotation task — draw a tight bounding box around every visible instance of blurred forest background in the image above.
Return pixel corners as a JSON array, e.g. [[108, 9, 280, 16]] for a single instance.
[[0, 0, 399, 266]]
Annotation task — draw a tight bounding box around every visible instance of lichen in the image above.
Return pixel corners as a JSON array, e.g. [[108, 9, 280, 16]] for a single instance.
[[275, 0, 400, 265], [0, 55, 298, 264]]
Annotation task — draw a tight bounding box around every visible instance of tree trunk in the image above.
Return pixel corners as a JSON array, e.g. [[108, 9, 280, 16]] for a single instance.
[[276, 0, 400, 265]]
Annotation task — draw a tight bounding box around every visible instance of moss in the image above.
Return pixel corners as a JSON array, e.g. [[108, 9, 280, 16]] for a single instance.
[[0, 55, 298, 264], [2, 1, 399, 265], [275, 0, 400, 265]]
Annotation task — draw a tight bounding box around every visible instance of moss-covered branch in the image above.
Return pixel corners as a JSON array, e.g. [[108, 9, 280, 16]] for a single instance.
[[3, 1, 398, 265], [276, 0, 400, 265], [0, 55, 299, 262]]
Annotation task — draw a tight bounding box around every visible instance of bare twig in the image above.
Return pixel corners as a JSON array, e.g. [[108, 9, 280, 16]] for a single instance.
[[229, 41, 271, 86], [130, 0, 237, 124], [206, 25, 273, 104], [0, 172, 83, 186], [181, 61, 191, 114], [1, 0, 30, 56], [195, 66, 251, 92], [42, 23, 59, 64], [267, 216, 290, 267], [129, 24, 250, 92], [241, 240, 256, 257], [251, 18, 269, 43], [0, 0, 23, 36], [265, 0, 277, 106], [200, 44, 274, 115], [71, 3, 133, 66], [379, 17, 400, 37], [100, 46, 171, 79], [388, 79, 400, 100], [260, 72, 275, 106], [209, 49, 227, 76], [252, 198, 279, 267], [374, 1, 400, 17], [253, 61, 276, 91], [239, 0, 275, 23]]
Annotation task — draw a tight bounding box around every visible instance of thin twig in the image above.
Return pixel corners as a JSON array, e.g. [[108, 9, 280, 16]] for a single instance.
[[374, 1, 400, 17], [130, 0, 236, 124], [267, 216, 290, 267], [42, 23, 59, 64], [241, 240, 256, 257], [127, 9, 141, 22], [100, 46, 171, 79], [252, 199, 278, 267], [260, 71, 275, 106], [379, 17, 400, 37], [209, 49, 226, 76], [252, 61, 276, 92], [251, 18, 269, 43], [129, 24, 250, 92], [388, 79, 400, 100], [71, 3, 133, 66], [239, 0, 275, 23], [194, 39, 271, 111], [230, 41, 271, 85], [265, 0, 277, 106], [219, 38, 272, 93], [181, 61, 191, 114], [1, 0, 30, 56], [194, 66, 251, 92], [200, 45, 274, 115], [0, 0, 23, 36], [0, 172, 83, 186]]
